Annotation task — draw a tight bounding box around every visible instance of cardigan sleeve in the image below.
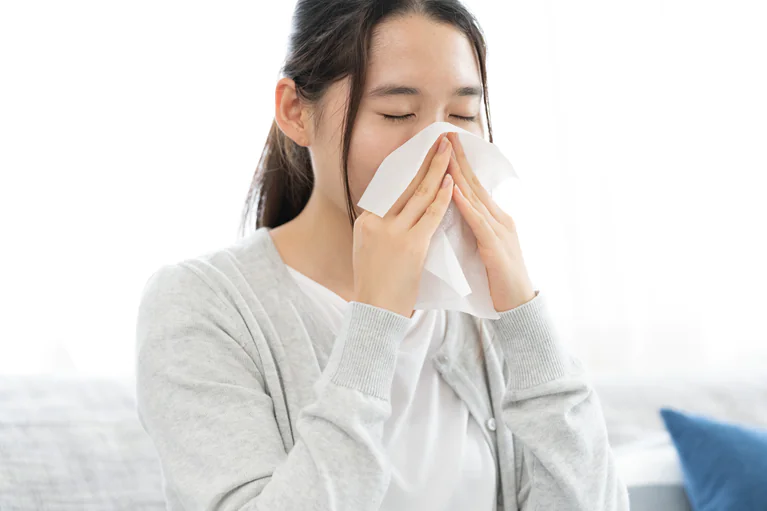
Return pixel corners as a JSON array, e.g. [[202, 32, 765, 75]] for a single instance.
[[135, 262, 411, 511], [487, 290, 630, 511]]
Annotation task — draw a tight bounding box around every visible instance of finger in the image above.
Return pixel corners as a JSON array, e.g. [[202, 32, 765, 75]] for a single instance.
[[447, 149, 503, 235], [397, 135, 453, 228], [446, 132, 512, 227], [452, 182, 498, 248], [353, 209, 373, 236], [445, 142, 492, 217], [411, 173, 453, 239], [384, 134, 447, 220], [354, 209, 370, 226]]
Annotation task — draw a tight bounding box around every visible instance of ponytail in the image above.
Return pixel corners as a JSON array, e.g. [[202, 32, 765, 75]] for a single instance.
[[239, 120, 314, 236]]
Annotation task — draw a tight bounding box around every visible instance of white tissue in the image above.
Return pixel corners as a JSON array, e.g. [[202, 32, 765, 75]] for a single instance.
[[357, 121, 519, 319]]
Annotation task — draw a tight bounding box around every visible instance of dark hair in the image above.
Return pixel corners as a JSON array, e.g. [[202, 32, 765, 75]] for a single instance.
[[238, 0, 494, 238]]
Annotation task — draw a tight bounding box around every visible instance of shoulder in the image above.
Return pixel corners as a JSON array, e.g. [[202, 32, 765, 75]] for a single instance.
[[134, 261, 238, 360], [136, 228, 281, 350], [135, 258, 230, 330], [138, 228, 278, 313], [135, 231, 279, 383]]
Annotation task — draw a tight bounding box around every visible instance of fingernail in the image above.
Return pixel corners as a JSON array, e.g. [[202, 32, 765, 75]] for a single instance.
[[441, 174, 452, 188], [438, 136, 450, 153]]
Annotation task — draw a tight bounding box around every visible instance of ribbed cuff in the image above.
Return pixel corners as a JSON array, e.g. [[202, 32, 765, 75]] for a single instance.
[[328, 301, 411, 400], [489, 290, 569, 389]]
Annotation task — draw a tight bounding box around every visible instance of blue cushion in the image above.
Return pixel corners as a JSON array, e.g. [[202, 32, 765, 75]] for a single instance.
[[660, 407, 767, 511]]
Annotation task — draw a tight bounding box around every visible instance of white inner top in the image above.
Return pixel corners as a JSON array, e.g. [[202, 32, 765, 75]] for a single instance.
[[286, 265, 497, 511]]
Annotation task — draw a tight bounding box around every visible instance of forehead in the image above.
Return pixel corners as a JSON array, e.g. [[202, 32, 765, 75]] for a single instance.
[[367, 15, 481, 91]]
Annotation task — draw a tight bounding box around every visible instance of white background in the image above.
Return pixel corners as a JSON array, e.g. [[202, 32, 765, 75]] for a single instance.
[[1, 1, 765, 380]]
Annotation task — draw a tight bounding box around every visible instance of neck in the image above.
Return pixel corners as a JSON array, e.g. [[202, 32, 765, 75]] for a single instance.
[[268, 190, 356, 301]]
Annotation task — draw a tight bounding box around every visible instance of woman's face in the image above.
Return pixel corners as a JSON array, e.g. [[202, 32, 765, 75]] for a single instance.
[[305, 14, 485, 218]]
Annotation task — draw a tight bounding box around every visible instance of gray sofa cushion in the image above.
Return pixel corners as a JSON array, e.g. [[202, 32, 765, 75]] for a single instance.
[[593, 374, 767, 447], [0, 375, 164, 511], [627, 485, 692, 511]]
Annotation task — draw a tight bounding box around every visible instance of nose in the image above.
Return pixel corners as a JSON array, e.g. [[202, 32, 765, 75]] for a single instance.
[[431, 111, 450, 125], [415, 112, 449, 135]]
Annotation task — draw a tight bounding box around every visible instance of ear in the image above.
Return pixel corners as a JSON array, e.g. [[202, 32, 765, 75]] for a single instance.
[[274, 77, 313, 147]]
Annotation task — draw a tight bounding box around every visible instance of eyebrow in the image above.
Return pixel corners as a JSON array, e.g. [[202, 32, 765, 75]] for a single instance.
[[367, 83, 483, 99]]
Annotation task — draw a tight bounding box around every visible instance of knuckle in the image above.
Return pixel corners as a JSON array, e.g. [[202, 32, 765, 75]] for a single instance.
[[414, 182, 431, 198], [368, 218, 382, 233], [384, 220, 400, 237], [356, 214, 376, 234], [425, 203, 443, 218]]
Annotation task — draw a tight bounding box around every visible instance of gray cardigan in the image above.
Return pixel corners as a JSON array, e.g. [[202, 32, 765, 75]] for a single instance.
[[135, 227, 629, 511]]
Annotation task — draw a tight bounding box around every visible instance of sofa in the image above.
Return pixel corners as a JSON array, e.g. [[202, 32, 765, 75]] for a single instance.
[[2, 373, 765, 510]]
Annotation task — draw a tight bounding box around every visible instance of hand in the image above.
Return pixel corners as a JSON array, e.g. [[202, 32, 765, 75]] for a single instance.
[[445, 132, 536, 313], [352, 134, 455, 318]]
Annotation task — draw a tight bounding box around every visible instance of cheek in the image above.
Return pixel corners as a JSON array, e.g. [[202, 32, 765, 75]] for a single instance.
[[346, 125, 399, 205]]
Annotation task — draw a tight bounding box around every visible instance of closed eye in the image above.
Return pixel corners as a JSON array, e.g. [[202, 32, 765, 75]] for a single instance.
[[382, 114, 477, 123]]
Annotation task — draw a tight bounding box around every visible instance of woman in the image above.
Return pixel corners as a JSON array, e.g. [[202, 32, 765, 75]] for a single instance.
[[135, 1, 629, 510]]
